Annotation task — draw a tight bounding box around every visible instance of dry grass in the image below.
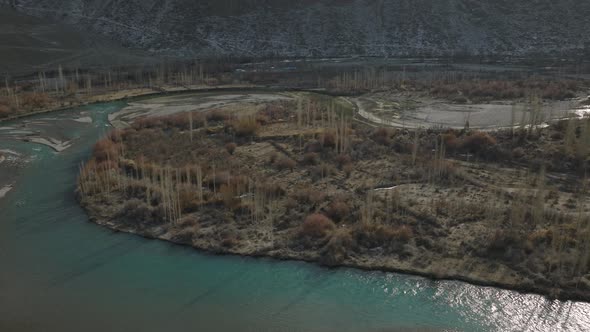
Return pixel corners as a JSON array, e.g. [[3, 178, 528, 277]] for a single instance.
[[231, 115, 260, 137]]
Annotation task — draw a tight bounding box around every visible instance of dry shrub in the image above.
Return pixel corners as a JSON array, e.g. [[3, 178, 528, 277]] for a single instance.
[[108, 129, 124, 143], [300, 214, 336, 238], [205, 170, 231, 188], [21, 92, 52, 110], [310, 163, 336, 180], [225, 142, 237, 155], [275, 157, 296, 171], [0, 96, 13, 118], [206, 109, 229, 122], [322, 228, 354, 265], [335, 154, 352, 168], [354, 224, 413, 249], [258, 103, 289, 122], [487, 230, 523, 256], [255, 113, 270, 125], [232, 115, 260, 137], [343, 163, 354, 177], [441, 132, 459, 150], [258, 182, 285, 197], [0, 104, 11, 118], [512, 147, 526, 159], [302, 152, 319, 165], [294, 187, 326, 206], [320, 131, 337, 148], [372, 127, 395, 146], [527, 228, 553, 244], [93, 138, 121, 162], [179, 188, 201, 212], [326, 200, 350, 222], [461, 131, 497, 153], [304, 140, 323, 153], [220, 184, 240, 209], [118, 199, 153, 223], [178, 215, 199, 228], [133, 117, 164, 130], [221, 232, 239, 248], [285, 197, 298, 210]]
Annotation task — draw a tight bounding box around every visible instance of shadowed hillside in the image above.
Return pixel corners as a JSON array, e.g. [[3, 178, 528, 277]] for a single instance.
[[3, 0, 590, 58], [0, 6, 158, 74]]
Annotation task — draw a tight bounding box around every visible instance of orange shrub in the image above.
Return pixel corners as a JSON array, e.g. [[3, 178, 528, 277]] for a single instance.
[[371, 127, 394, 146], [300, 214, 336, 238], [320, 131, 336, 148], [21, 92, 52, 110], [335, 154, 352, 168], [206, 109, 229, 122], [93, 138, 121, 162], [441, 132, 459, 150], [326, 200, 350, 222], [294, 187, 326, 206], [275, 157, 296, 171], [232, 116, 260, 137], [225, 142, 237, 155], [461, 131, 497, 153], [354, 224, 413, 248], [302, 152, 319, 165], [0, 104, 10, 118]]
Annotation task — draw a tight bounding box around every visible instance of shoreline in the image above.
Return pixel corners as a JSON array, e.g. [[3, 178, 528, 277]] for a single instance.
[[88, 214, 590, 303]]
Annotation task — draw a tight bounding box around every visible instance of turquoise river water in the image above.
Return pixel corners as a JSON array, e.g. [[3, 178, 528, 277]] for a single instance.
[[1, 99, 589, 331]]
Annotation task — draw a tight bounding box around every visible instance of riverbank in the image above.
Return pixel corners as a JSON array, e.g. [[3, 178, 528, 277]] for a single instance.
[[86, 214, 590, 303], [78, 91, 590, 303]]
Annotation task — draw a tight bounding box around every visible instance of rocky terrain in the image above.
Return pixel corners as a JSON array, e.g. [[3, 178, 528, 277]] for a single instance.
[[4, 0, 590, 58]]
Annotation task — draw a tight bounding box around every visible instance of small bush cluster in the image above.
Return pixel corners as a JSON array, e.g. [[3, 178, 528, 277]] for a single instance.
[[21, 92, 52, 110], [93, 138, 121, 162], [231, 115, 260, 137], [300, 214, 336, 238], [310, 163, 337, 180], [461, 131, 497, 153], [302, 152, 319, 165], [275, 157, 296, 171], [294, 187, 327, 206], [325, 199, 350, 222], [354, 223, 413, 249], [371, 127, 395, 146], [225, 142, 237, 155]]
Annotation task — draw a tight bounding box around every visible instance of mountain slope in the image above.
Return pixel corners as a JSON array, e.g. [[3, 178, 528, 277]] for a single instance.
[[0, 6, 158, 74], [3, 0, 590, 58]]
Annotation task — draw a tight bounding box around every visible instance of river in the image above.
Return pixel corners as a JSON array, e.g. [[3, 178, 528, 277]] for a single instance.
[[1, 97, 589, 331]]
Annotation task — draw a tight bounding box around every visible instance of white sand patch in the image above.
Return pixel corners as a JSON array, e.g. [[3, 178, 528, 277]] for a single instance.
[[574, 106, 590, 118], [28, 137, 72, 152], [73, 116, 93, 123], [0, 149, 20, 156], [0, 185, 13, 199]]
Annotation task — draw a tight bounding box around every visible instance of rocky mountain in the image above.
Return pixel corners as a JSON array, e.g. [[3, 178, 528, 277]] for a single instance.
[[3, 0, 590, 58]]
